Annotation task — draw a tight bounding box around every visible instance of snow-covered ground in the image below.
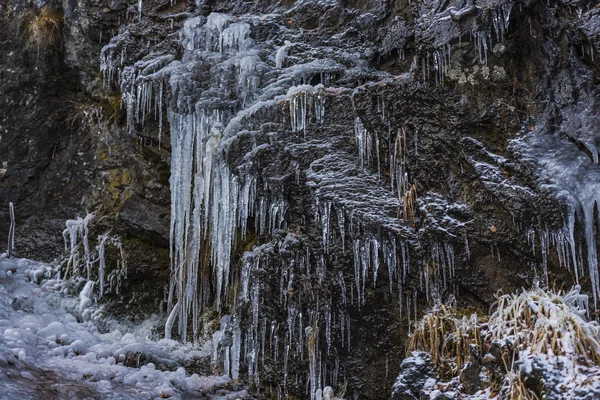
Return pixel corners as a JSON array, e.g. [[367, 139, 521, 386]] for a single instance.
[[0, 256, 245, 400]]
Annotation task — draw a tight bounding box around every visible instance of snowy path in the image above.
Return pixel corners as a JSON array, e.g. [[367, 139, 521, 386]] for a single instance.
[[0, 256, 245, 400]]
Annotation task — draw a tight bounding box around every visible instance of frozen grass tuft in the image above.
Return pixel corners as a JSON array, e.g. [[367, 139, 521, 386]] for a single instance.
[[25, 6, 63, 50], [408, 285, 600, 399], [408, 303, 481, 378], [488, 285, 599, 366]]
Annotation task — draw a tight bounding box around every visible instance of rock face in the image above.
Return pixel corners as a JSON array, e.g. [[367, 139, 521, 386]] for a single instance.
[[1, 0, 600, 398], [391, 351, 436, 400]]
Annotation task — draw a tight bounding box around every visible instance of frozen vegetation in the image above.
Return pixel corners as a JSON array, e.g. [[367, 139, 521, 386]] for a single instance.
[[396, 285, 600, 399]]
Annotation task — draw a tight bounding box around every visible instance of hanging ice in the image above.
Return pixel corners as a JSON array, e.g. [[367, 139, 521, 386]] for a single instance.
[[96, 233, 109, 298], [511, 130, 600, 305], [62, 213, 94, 280], [276, 41, 292, 69], [288, 85, 326, 134]]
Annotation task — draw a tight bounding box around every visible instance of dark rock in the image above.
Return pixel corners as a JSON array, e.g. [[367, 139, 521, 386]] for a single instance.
[[119, 194, 170, 247], [391, 351, 436, 400]]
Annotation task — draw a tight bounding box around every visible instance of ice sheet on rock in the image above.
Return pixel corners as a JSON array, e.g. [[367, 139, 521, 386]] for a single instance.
[[259, 59, 345, 101], [417, 193, 472, 239], [307, 147, 415, 238], [511, 130, 600, 305]]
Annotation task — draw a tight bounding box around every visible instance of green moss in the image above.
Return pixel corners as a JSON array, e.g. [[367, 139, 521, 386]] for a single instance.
[[107, 168, 132, 203], [97, 148, 109, 161]]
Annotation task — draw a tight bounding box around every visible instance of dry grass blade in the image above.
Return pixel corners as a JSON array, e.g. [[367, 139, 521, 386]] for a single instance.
[[25, 6, 64, 50], [402, 183, 417, 226], [408, 304, 480, 378]]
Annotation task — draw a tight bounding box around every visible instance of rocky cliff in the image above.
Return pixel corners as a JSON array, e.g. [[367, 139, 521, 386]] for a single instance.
[[1, 0, 600, 398]]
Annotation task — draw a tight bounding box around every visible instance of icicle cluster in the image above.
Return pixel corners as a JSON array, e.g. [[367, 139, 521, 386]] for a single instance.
[[418, 2, 513, 84], [109, 7, 477, 394], [288, 85, 326, 134], [354, 116, 380, 175], [95, 233, 127, 298], [511, 131, 600, 306], [240, 237, 351, 398], [62, 213, 94, 280]]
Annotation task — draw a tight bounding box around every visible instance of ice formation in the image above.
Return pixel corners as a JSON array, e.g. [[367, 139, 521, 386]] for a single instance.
[[0, 255, 242, 399], [414, 1, 513, 83], [7, 202, 14, 257], [276, 41, 292, 69], [288, 84, 326, 134], [96, 4, 502, 396], [511, 130, 600, 305], [62, 213, 94, 280], [108, 11, 340, 351]]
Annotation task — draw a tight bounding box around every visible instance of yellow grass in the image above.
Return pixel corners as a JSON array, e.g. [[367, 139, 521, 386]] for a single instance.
[[26, 6, 63, 50]]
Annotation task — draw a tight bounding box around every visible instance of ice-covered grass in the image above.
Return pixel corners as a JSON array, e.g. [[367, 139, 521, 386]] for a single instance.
[[406, 286, 600, 399], [408, 303, 481, 378], [0, 255, 241, 399], [488, 285, 599, 365]]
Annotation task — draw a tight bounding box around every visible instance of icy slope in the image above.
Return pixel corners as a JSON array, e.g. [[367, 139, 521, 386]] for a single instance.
[[0, 256, 243, 400]]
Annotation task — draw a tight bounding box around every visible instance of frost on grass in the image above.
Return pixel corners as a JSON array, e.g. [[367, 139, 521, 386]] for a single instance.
[[397, 285, 600, 399]]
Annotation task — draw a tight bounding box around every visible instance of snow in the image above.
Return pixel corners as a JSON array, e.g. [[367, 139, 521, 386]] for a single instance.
[[0, 255, 240, 399], [276, 41, 292, 69]]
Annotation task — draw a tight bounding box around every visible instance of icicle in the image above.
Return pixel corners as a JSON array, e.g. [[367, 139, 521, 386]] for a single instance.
[[306, 325, 318, 400], [353, 238, 361, 305], [7, 202, 15, 258], [288, 85, 325, 134], [336, 206, 345, 251], [502, 3, 513, 31], [321, 201, 332, 254], [372, 236, 380, 288], [96, 233, 109, 298]]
